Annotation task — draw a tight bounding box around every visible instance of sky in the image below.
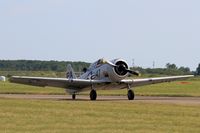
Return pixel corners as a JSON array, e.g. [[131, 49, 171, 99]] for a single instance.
[[0, 0, 199, 70]]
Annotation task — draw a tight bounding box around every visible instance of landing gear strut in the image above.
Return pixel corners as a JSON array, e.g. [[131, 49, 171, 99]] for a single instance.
[[127, 84, 135, 100], [90, 89, 97, 100]]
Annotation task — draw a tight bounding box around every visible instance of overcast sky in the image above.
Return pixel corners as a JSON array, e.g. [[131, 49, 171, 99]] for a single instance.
[[0, 0, 199, 70]]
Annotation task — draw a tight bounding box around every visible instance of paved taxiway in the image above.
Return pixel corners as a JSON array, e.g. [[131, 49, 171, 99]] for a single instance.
[[0, 94, 200, 105]]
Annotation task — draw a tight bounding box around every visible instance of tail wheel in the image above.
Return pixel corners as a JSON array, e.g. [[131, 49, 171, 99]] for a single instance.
[[127, 90, 135, 100], [90, 90, 97, 100]]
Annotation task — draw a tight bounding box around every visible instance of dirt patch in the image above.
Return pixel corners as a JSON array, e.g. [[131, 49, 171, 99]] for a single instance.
[[177, 82, 191, 85]]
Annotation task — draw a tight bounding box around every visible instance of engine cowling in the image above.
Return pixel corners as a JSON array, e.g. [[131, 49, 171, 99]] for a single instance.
[[107, 59, 129, 81], [114, 60, 129, 76]]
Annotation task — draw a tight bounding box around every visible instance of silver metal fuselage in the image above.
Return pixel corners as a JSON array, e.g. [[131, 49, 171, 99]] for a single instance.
[[80, 58, 129, 82]]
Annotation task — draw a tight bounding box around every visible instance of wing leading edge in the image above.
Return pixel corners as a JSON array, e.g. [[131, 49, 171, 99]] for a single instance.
[[121, 75, 194, 88], [10, 76, 106, 91], [10, 75, 193, 91]]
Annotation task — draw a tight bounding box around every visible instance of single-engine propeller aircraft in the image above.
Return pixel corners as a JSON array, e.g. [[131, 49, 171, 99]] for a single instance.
[[10, 58, 193, 100]]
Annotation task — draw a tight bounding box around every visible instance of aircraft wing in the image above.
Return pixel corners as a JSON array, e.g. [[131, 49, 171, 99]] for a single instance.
[[10, 76, 104, 91], [121, 75, 194, 88], [10, 75, 193, 92]]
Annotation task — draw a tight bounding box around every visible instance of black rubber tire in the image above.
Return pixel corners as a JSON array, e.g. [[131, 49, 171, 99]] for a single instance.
[[90, 90, 97, 101], [72, 94, 76, 100], [127, 90, 135, 100]]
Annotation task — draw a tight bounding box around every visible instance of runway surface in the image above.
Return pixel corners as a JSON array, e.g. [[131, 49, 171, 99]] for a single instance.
[[0, 94, 200, 105]]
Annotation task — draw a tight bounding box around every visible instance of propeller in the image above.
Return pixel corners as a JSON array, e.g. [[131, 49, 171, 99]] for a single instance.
[[101, 58, 140, 76], [116, 63, 140, 76]]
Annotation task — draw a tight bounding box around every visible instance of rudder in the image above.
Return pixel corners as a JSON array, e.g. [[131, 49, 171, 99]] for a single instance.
[[66, 64, 77, 79]]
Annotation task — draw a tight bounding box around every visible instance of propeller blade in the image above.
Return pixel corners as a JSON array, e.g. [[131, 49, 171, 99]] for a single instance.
[[101, 59, 116, 67], [126, 69, 140, 76]]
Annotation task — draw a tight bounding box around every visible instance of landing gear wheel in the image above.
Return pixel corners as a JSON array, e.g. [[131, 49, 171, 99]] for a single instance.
[[72, 94, 76, 100], [127, 90, 135, 100], [90, 90, 97, 101]]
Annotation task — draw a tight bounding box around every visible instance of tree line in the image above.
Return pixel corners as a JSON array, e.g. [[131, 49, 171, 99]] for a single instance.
[[0, 60, 199, 76], [0, 60, 90, 72], [131, 63, 193, 76]]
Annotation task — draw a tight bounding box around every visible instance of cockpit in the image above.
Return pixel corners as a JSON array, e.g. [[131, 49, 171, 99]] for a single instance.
[[88, 58, 105, 70]]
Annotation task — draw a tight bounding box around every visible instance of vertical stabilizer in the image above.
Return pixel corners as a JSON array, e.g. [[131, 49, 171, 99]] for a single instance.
[[66, 64, 77, 79]]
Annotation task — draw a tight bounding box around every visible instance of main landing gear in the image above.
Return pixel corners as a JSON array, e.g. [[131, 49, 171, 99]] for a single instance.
[[71, 89, 97, 100], [127, 84, 135, 100], [71, 85, 134, 101], [127, 89, 135, 100], [90, 89, 97, 100], [72, 93, 76, 100]]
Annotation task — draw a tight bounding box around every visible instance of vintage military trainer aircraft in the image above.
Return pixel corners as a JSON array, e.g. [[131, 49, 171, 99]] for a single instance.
[[10, 58, 193, 100]]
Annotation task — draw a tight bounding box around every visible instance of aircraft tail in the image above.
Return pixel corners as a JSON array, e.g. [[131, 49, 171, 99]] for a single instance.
[[66, 64, 77, 79]]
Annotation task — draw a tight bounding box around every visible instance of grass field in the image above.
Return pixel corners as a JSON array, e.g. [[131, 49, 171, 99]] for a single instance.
[[0, 99, 199, 133], [0, 77, 200, 97], [0, 71, 66, 78], [96, 80, 200, 97], [0, 82, 65, 95]]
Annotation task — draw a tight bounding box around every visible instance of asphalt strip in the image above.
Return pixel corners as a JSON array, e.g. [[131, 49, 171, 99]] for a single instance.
[[0, 94, 200, 105]]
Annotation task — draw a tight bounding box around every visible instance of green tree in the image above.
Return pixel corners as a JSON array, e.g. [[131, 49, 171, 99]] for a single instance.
[[166, 63, 177, 70], [196, 64, 200, 75], [179, 67, 190, 73]]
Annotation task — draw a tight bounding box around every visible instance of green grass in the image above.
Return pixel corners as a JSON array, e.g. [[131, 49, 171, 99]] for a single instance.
[[0, 81, 65, 95], [95, 80, 200, 97], [1, 78, 200, 97], [0, 74, 199, 133], [0, 99, 199, 133], [135, 81, 200, 97], [0, 71, 66, 78]]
